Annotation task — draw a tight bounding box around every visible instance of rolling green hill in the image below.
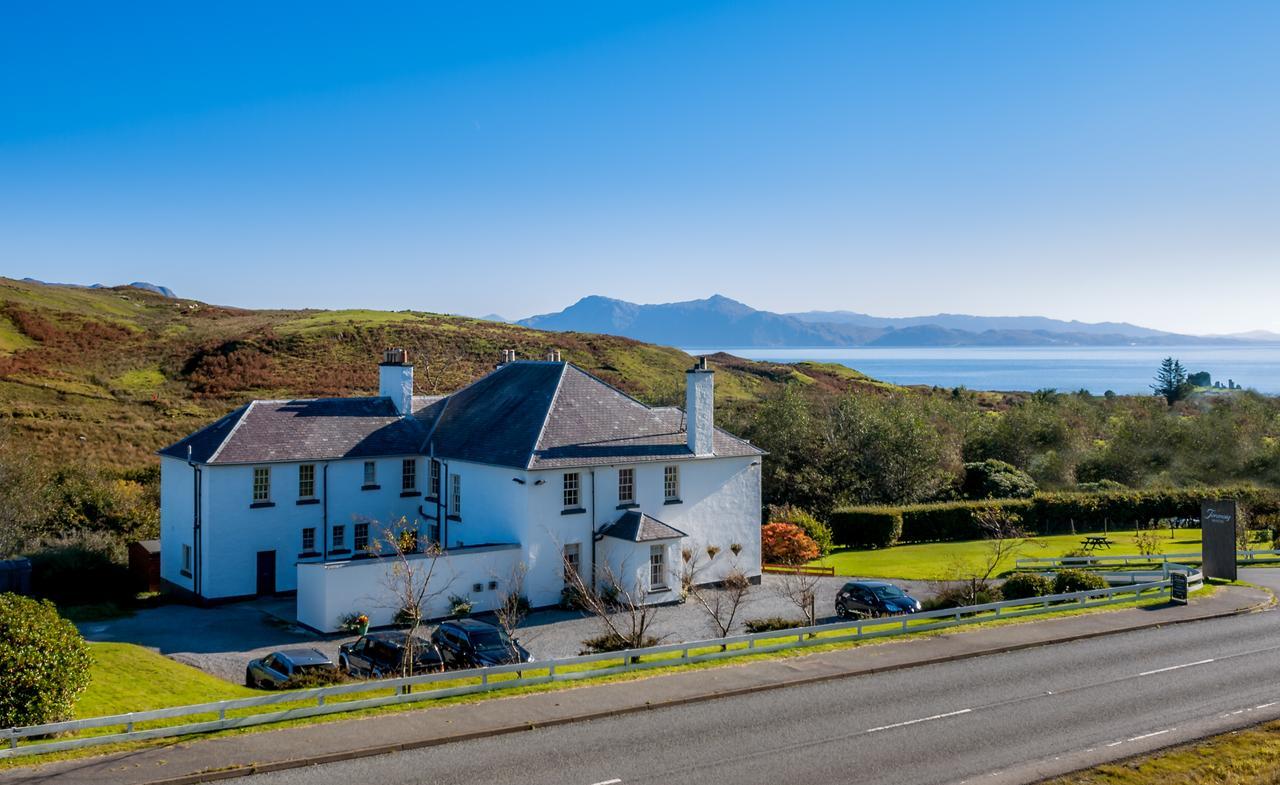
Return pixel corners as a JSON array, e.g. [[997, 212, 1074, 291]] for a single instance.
[[0, 277, 886, 470]]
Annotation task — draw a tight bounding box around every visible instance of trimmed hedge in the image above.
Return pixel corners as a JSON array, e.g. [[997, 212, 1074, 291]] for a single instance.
[[999, 573, 1054, 600], [1053, 569, 1110, 594], [830, 486, 1280, 548], [828, 508, 903, 549]]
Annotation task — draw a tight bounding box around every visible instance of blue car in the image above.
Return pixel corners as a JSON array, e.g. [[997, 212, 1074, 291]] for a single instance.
[[835, 580, 921, 619]]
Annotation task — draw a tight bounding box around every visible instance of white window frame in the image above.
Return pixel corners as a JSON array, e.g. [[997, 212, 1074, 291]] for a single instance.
[[252, 466, 271, 503], [430, 460, 441, 498], [363, 460, 376, 486], [402, 458, 417, 491], [649, 544, 667, 590], [332, 525, 345, 549], [302, 527, 316, 553], [450, 474, 462, 517], [663, 465, 680, 501], [298, 463, 316, 499], [563, 472, 580, 509], [618, 467, 635, 504], [181, 544, 192, 573], [564, 543, 581, 585], [354, 522, 369, 551]]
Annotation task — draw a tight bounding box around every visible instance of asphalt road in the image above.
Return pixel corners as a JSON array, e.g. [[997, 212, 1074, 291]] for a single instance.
[[241, 571, 1280, 785]]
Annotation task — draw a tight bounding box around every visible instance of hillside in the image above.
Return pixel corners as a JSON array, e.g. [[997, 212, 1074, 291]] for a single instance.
[[0, 277, 887, 470]]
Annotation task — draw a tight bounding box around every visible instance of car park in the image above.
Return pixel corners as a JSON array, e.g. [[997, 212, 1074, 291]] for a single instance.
[[338, 631, 445, 678], [431, 618, 533, 668], [834, 580, 921, 619], [245, 648, 337, 689]]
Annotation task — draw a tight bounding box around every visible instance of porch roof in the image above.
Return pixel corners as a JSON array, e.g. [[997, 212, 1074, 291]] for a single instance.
[[600, 510, 687, 543]]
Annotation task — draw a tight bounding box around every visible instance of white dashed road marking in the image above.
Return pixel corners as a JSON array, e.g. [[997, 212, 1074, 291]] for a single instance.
[[1138, 658, 1214, 676], [866, 708, 972, 733]]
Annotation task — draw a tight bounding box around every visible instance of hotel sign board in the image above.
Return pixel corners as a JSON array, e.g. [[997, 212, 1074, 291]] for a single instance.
[[1170, 570, 1189, 604], [1201, 499, 1238, 581]]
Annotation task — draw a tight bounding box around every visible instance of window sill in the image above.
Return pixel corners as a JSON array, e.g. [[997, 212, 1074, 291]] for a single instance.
[[400, 490, 421, 498], [298, 551, 322, 559], [663, 499, 683, 505], [361, 484, 380, 491], [329, 549, 351, 556], [649, 586, 670, 595], [249, 501, 275, 509], [561, 507, 586, 516], [616, 502, 640, 510], [446, 515, 462, 522], [296, 498, 320, 506], [179, 569, 192, 578]]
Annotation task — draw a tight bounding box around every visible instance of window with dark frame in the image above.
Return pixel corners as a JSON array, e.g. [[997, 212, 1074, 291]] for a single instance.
[[363, 460, 376, 486], [181, 544, 191, 572], [402, 458, 417, 491], [253, 466, 271, 502], [354, 522, 369, 551], [302, 527, 316, 553], [563, 543, 581, 585], [563, 472, 580, 508], [618, 467, 635, 504], [332, 525, 345, 549], [298, 463, 316, 499]]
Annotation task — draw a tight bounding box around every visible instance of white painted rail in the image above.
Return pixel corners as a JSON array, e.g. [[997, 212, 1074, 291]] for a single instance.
[[0, 579, 1180, 760], [1015, 549, 1280, 570]]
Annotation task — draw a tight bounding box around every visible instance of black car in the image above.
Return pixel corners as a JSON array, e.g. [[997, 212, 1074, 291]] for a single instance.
[[431, 619, 533, 669], [338, 631, 445, 678], [245, 648, 337, 689], [835, 580, 922, 619]]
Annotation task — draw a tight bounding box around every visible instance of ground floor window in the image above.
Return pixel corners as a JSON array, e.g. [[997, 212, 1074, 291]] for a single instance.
[[564, 543, 581, 585], [649, 544, 667, 590], [181, 544, 192, 575], [332, 525, 345, 549], [302, 527, 316, 553], [354, 522, 369, 552], [427, 520, 441, 546]]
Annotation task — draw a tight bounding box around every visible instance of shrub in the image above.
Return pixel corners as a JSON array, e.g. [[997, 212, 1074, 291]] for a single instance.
[[999, 573, 1054, 600], [760, 523, 819, 565], [961, 460, 1037, 500], [392, 604, 421, 626], [743, 617, 805, 633], [285, 668, 346, 689], [448, 594, 473, 618], [921, 585, 1001, 611], [768, 504, 835, 556], [26, 531, 132, 607], [560, 584, 590, 610], [1053, 569, 1110, 594], [0, 593, 94, 727], [829, 507, 903, 549], [579, 632, 660, 654]]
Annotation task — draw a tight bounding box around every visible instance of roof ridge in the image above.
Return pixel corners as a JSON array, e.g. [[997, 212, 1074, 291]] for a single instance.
[[206, 401, 256, 464], [526, 362, 569, 469]]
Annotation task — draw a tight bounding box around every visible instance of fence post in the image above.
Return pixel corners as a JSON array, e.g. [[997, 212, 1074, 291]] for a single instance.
[[481, 672, 488, 687], [549, 663, 557, 678]]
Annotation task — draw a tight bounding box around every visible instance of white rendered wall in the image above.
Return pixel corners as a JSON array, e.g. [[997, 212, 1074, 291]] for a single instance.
[[296, 543, 521, 632], [379, 364, 413, 415], [158, 456, 197, 593], [685, 370, 715, 456]]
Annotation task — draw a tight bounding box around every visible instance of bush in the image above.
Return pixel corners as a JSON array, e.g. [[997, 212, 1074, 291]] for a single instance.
[[743, 617, 806, 633], [26, 531, 132, 607], [829, 507, 903, 548], [579, 632, 660, 654], [962, 460, 1037, 500], [760, 523, 820, 565], [0, 593, 94, 727], [921, 585, 1001, 611], [448, 594, 473, 618], [285, 668, 346, 689], [999, 573, 1054, 600], [560, 584, 590, 610], [1053, 569, 1110, 594], [768, 504, 835, 556]]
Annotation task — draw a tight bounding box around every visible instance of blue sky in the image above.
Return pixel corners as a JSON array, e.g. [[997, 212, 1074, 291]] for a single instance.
[[1, 1, 1277, 333]]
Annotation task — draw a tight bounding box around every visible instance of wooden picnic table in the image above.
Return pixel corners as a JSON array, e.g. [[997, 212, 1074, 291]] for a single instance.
[[1080, 536, 1114, 551]]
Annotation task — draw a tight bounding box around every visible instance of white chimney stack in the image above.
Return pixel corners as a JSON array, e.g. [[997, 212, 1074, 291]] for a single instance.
[[685, 356, 714, 456], [379, 348, 414, 416]]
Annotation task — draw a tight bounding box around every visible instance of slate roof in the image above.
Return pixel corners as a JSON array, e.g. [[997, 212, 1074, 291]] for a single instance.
[[600, 510, 687, 542], [161, 361, 763, 468]]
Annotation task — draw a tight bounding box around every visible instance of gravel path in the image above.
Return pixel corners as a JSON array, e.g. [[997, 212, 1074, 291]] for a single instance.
[[78, 575, 935, 682]]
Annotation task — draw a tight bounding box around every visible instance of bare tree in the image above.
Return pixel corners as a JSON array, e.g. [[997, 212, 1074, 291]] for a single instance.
[[681, 545, 752, 645], [367, 517, 451, 677], [563, 551, 665, 657], [774, 568, 823, 628], [940, 507, 1032, 606], [492, 561, 530, 639]]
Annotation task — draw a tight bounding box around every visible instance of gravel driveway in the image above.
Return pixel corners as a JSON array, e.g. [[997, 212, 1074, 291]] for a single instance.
[[79, 575, 935, 682]]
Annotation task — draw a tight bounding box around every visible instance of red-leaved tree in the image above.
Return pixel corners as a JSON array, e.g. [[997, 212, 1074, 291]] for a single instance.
[[761, 522, 819, 565]]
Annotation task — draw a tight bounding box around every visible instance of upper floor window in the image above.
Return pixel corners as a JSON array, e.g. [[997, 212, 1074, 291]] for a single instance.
[[402, 458, 417, 491], [451, 474, 462, 517], [181, 544, 192, 573], [429, 459, 441, 498], [563, 472, 580, 509], [663, 465, 680, 501], [363, 460, 376, 486], [253, 467, 271, 503], [298, 464, 316, 499], [618, 468, 635, 504]]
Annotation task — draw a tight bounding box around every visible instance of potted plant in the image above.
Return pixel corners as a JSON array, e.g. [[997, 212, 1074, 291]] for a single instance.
[[339, 611, 370, 636]]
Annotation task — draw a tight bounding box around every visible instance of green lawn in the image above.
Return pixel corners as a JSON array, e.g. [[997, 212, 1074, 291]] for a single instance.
[[77, 643, 255, 718], [812, 528, 1225, 581]]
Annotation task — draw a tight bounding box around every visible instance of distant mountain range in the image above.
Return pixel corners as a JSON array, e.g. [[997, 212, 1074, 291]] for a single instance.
[[519, 295, 1278, 348], [22, 278, 177, 298]]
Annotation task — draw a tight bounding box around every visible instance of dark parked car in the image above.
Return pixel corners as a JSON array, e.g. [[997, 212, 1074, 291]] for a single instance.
[[245, 648, 337, 689], [338, 631, 445, 678], [431, 618, 533, 668], [835, 580, 922, 619]]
